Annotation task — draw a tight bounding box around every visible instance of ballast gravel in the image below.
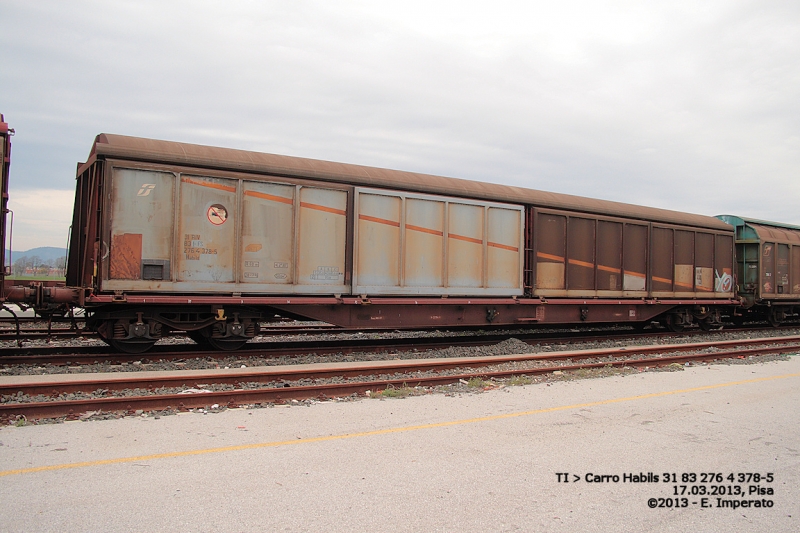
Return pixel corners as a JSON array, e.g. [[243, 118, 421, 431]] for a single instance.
[[2, 325, 800, 377]]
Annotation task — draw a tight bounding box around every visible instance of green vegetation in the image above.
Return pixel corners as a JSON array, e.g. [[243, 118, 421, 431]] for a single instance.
[[6, 275, 66, 281], [508, 375, 534, 386], [373, 384, 416, 398], [467, 377, 489, 388]]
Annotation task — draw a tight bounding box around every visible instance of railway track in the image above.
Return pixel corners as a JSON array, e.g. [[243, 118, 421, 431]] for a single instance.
[[5, 323, 800, 368], [0, 326, 781, 366], [2, 335, 798, 422]]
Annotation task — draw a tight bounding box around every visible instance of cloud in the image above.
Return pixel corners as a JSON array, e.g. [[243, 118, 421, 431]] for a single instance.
[[1, 0, 799, 249]]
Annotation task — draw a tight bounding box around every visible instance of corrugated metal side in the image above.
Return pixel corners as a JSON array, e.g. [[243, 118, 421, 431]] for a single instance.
[[622, 224, 647, 292], [529, 208, 735, 299], [107, 169, 175, 283], [296, 187, 348, 287], [87, 134, 732, 231], [176, 175, 237, 283], [352, 187, 523, 296], [99, 164, 350, 294], [240, 181, 295, 284]]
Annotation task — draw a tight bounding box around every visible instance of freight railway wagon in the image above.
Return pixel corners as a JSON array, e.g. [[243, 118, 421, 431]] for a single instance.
[[0, 129, 741, 352], [717, 215, 800, 325], [42, 134, 739, 353]]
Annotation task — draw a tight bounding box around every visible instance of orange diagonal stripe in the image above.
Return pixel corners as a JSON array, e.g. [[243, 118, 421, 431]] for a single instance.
[[244, 190, 294, 205], [598, 265, 622, 274], [488, 242, 519, 252], [449, 233, 483, 245], [568, 258, 594, 269], [536, 251, 565, 262], [359, 214, 400, 227], [406, 224, 444, 237], [181, 176, 237, 193], [300, 202, 347, 216]]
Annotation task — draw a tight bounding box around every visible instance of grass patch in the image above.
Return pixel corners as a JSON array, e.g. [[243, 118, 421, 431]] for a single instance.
[[508, 375, 534, 386], [468, 377, 500, 388], [6, 275, 66, 282], [374, 384, 416, 398]]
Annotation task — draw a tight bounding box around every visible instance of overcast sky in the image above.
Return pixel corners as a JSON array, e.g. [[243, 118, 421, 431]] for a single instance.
[[2, 0, 799, 250]]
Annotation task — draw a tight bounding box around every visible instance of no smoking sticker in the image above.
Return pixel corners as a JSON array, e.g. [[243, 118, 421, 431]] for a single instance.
[[207, 204, 228, 225]]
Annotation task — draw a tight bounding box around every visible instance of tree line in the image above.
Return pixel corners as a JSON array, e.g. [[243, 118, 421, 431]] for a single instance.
[[10, 255, 67, 277]]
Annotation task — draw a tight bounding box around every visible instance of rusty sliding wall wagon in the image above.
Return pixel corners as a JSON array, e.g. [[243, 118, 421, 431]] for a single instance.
[[3, 123, 756, 352]]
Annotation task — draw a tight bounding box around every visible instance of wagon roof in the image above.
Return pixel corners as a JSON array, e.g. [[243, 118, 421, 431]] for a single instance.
[[717, 215, 800, 244], [84, 134, 732, 231]]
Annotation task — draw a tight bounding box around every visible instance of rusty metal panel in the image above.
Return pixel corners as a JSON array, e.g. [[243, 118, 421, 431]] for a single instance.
[[693, 232, 713, 292], [240, 181, 295, 284], [109, 233, 142, 279], [674, 230, 694, 291], [536, 213, 566, 290], [597, 220, 622, 291], [762, 242, 775, 294], [447, 202, 484, 288], [404, 197, 444, 287], [792, 246, 800, 294], [622, 224, 647, 291], [486, 207, 521, 288], [714, 234, 734, 293], [108, 233, 142, 279], [176, 175, 236, 283], [567, 217, 595, 290], [777, 244, 790, 294], [356, 192, 402, 287], [651, 227, 673, 292], [297, 187, 347, 286], [107, 168, 174, 283]]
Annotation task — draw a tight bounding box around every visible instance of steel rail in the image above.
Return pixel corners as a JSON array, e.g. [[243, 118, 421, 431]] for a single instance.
[[3, 326, 793, 366], [2, 336, 799, 421]]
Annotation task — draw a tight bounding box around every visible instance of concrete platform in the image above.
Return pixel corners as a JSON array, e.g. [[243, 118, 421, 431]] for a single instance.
[[1, 356, 798, 532]]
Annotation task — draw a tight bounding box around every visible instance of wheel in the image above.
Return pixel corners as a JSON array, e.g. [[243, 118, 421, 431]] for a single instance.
[[207, 337, 248, 351], [662, 314, 685, 333], [187, 331, 210, 345], [107, 338, 157, 354], [697, 317, 721, 331], [767, 309, 782, 328]]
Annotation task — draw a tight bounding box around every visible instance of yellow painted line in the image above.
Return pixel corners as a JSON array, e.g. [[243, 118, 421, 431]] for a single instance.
[[2, 371, 798, 478]]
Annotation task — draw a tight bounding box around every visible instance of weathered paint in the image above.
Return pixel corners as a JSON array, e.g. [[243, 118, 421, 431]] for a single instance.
[[297, 187, 348, 286], [101, 168, 349, 295], [107, 168, 175, 281], [240, 181, 295, 284], [352, 188, 524, 296], [404, 198, 444, 288], [177, 175, 237, 283], [109, 233, 142, 279]]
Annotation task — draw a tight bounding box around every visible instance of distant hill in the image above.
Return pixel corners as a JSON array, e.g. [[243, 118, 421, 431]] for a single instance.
[[5, 246, 67, 262]]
